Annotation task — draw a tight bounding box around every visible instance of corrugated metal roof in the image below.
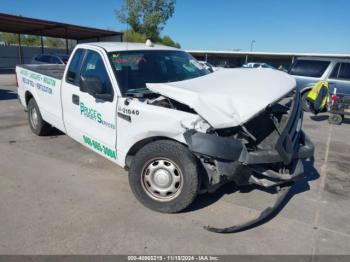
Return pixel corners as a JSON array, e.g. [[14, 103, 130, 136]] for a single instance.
[[0, 12, 122, 40]]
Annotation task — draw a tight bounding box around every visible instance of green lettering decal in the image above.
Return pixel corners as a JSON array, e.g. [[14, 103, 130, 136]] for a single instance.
[[97, 113, 102, 123], [82, 135, 117, 160], [78, 102, 116, 130], [43, 77, 56, 86], [20, 69, 55, 94], [80, 102, 85, 115]]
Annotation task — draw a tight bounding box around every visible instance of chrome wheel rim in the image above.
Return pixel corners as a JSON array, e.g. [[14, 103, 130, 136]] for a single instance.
[[141, 158, 183, 202], [30, 107, 38, 129]]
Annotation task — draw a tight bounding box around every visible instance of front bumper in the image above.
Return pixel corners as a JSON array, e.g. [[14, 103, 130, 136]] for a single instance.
[[224, 132, 313, 188], [243, 131, 314, 165], [185, 129, 314, 188]]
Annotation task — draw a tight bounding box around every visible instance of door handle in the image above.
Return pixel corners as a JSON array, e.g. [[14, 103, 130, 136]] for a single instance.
[[72, 94, 79, 105]]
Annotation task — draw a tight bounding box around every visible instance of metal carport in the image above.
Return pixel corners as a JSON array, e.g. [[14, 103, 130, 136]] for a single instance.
[[0, 12, 123, 64]]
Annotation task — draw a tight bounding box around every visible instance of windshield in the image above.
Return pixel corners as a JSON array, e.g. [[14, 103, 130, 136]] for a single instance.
[[108, 50, 210, 96]]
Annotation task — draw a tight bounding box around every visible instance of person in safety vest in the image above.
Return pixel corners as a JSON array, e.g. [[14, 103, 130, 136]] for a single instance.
[[306, 81, 329, 115]]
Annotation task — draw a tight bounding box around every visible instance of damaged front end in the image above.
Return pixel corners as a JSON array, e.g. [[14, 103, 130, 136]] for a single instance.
[[185, 91, 314, 189], [184, 91, 314, 233]]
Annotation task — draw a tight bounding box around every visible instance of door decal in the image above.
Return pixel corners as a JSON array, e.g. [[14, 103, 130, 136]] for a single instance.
[[79, 102, 116, 129]]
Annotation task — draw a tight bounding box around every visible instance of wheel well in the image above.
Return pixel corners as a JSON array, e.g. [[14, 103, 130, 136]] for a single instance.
[[125, 136, 208, 192], [125, 136, 184, 169], [25, 91, 34, 106]]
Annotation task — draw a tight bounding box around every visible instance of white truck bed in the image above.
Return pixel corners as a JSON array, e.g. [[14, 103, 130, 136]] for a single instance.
[[19, 64, 65, 80]]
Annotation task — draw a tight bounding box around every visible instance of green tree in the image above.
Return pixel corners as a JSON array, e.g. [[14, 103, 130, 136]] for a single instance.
[[0, 33, 41, 46], [161, 35, 180, 48], [1, 32, 19, 44], [123, 29, 147, 43], [116, 0, 176, 41], [22, 35, 40, 46], [45, 37, 65, 48]]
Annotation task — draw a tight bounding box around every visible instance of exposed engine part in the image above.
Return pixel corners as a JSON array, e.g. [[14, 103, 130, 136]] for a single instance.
[[146, 96, 196, 114], [241, 125, 257, 142], [214, 94, 294, 152]]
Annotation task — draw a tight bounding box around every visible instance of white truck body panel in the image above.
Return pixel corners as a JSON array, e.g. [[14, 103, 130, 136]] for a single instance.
[[116, 97, 201, 166]]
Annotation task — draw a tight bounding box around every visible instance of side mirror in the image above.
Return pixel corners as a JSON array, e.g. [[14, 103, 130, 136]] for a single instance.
[[80, 76, 113, 102], [80, 75, 104, 95]]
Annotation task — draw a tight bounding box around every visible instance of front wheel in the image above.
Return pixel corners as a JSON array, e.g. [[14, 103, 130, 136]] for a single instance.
[[128, 140, 200, 213]]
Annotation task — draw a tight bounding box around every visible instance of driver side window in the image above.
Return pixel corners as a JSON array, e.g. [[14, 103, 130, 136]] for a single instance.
[[80, 50, 113, 95]]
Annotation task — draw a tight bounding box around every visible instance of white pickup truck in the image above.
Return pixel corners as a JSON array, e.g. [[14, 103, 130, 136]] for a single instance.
[[16, 42, 314, 232]]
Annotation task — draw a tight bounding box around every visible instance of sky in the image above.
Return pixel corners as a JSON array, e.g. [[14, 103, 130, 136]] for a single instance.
[[1, 0, 349, 53]]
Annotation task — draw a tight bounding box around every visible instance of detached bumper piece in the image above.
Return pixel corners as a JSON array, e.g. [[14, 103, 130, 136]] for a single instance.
[[249, 159, 304, 188], [204, 184, 292, 233], [204, 160, 302, 234]]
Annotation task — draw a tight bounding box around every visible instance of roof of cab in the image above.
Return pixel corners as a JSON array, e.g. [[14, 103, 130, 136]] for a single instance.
[[78, 42, 179, 52]]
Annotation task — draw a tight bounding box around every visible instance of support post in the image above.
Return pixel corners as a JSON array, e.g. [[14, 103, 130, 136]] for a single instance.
[[18, 34, 23, 64], [65, 28, 69, 54], [40, 35, 44, 54], [245, 55, 248, 64], [66, 38, 69, 54]]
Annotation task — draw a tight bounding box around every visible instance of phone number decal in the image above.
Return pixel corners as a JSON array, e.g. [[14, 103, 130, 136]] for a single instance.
[[83, 135, 117, 160]]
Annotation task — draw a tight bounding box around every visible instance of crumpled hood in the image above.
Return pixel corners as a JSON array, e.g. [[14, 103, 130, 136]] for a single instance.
[[146, 68, 296, 129]]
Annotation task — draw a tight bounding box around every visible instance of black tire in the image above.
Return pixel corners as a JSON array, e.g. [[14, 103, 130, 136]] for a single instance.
[[128, 140, 200, 213], [328, 114, 343, 125], [301, 91, 311, 112], [27, 98, 52, 136]]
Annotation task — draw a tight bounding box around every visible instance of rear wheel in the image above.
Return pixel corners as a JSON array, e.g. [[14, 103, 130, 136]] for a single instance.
[[27, 98, 52, 136], [128, 140, 200, 213]]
